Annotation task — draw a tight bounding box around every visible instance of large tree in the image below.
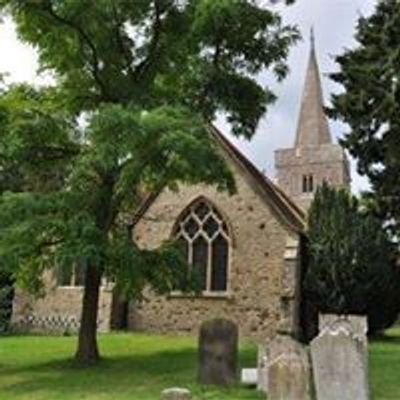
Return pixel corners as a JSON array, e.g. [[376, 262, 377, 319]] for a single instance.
[[0, 1, 298, 364], [329, 0, 400, 237]]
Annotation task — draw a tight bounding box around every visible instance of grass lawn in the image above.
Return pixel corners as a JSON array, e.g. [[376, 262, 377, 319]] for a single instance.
[[0, 333, 262, 400], [0, 329, 400, 400]]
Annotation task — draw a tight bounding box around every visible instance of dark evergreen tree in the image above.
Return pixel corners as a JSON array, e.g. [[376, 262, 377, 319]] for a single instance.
[[304, 183, 400, 339], [329, 0, 400, 238], [0, 1, 299, 363]]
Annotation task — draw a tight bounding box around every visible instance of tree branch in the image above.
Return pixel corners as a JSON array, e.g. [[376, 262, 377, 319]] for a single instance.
[[134, 0, 164, 81], [33, 2, 115, 102], [110, 0, 136, 82]]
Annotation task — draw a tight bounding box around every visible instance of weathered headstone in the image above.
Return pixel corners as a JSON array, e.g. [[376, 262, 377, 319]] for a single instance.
[[160, 388, 191, 400], [318, 314, 368, 350], [197, 318, 238, 386], [267, 334, 313, 400], [310, 314, 369, 400]]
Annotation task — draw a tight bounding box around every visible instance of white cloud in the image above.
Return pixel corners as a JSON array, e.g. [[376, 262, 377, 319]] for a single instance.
[[0, 17, 51, 86]]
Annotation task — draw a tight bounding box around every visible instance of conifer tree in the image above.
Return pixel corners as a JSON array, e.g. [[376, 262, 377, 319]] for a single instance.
[[329, 0, 400, 237], [304, 183, 400, 339]]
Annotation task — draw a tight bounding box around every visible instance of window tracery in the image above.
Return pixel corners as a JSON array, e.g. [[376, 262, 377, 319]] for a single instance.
[[173, 198, 230, 293]]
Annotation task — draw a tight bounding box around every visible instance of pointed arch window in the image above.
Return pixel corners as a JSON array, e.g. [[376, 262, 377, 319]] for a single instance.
[[173, 198, 230, 293]]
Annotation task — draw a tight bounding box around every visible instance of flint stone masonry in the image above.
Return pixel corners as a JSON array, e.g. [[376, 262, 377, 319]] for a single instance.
[[311, 314, 369, 400], [279, 237, 301, 337], [131, 159, 302, 341], [267, 334, 313, 400], [197, 318, 238, 386], [12, 273, 113, 333], [275, 145, 350, 210], [160, 388, 191, 400]]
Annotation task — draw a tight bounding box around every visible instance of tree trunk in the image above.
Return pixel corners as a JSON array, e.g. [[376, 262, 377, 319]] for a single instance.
[[75, 264, 102, 364]]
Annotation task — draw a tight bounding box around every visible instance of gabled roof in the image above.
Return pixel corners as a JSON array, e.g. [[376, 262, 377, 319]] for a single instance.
[[209, 125, 306, 233], [131, 125, 306, 234]]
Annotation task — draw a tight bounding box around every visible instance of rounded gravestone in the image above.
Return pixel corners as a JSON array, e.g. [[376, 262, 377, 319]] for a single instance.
[[197, 318, 238, 386]]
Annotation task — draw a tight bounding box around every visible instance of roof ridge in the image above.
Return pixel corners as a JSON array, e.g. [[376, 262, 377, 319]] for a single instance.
[[208, 125, 305, 232], [130, 125, 306, 233]]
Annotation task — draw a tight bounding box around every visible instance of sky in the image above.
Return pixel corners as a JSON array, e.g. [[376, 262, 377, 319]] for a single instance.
[[0, 0, 378, 193]]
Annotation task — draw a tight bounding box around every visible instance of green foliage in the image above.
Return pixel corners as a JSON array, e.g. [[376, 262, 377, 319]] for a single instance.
[[0, 1, 298, 294], [304, 183, 400, 335], [329, 0, 400, 237], [0, 0, 298, 360], [0, 84, 77, 193]]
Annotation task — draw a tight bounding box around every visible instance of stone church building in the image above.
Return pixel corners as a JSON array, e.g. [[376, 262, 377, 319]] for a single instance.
[[12, 43, 350, 341]]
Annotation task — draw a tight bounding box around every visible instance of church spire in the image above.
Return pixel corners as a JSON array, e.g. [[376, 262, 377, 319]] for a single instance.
[[310, 26, 316, 54], [294, 29, 331, 147]]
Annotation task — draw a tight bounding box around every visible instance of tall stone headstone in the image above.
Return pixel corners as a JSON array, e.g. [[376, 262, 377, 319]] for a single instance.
[[310, 314, 369, 400], [197, 318, 238, 386], [267, 334, 313, 400]]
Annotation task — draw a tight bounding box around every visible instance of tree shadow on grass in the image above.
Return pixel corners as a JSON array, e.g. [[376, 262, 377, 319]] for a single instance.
[[0, 348, 197, 399], [369, 334, 400, 345], [0, 336, 259, 399]]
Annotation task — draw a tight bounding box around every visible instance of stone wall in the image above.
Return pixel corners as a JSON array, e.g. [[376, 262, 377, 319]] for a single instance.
[[275, 143, 350, 210], [131, 160, 302, 341], [12, 271, 113, 333]]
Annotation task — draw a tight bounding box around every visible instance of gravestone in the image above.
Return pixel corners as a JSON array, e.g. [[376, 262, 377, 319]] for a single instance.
[[310, 314, 369, 400], [267, 334, 313, 400], [197, 318, 238, 386], [318, 314, 368, 350], [160, 388, 191, 400]]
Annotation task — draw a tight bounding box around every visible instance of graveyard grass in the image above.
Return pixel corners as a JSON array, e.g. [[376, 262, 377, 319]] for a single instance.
[[0, 329, 400, 400]]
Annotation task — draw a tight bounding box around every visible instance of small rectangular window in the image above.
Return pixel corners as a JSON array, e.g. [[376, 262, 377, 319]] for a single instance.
[[302, 174, 314, 193], [309, 175, 314, 192], [302, 175, 308, 193]]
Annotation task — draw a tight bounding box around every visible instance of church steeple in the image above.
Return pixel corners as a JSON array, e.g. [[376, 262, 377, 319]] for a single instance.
[[274, 30, 351, 211], [294, 30, 331, 147]]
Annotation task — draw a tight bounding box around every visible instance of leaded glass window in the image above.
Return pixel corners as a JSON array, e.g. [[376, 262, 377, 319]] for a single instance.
[[173, 198, 230, 293]]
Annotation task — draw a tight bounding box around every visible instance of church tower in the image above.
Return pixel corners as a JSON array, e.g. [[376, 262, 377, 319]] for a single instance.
[[275, 33, 350, 211]]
